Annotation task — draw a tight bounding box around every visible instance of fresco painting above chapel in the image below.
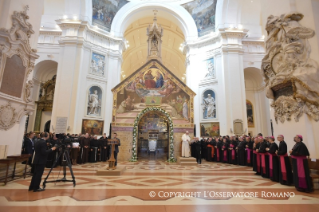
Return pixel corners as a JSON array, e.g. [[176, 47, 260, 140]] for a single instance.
[[114, 61, 193, 124]]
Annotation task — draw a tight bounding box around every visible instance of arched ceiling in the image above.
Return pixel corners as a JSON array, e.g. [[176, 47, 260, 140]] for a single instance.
[[33, 60, 58, 82], [122, 16, 186, 82], [244, 67, 264, 90]]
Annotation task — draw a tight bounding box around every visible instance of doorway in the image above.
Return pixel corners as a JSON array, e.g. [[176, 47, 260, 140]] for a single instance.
[[137, 111, 169, 161], [44, 120, 51, 132]]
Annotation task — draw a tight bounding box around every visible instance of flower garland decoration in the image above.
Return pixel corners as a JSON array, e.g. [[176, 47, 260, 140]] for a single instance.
[[129, 107, 176, 163]]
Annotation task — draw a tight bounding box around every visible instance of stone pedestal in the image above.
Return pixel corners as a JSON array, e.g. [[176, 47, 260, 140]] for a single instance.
[[96, 166, 126, 176]]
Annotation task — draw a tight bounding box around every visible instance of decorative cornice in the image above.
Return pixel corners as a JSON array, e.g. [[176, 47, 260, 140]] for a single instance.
[[86, 74, 107, 84]]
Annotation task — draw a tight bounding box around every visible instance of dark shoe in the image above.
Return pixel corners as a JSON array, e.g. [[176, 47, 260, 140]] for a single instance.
[[33, 188, 45, 192]]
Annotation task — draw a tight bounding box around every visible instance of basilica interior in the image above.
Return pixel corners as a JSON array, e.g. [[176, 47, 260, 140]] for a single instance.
[[0, 0, 319, 211]]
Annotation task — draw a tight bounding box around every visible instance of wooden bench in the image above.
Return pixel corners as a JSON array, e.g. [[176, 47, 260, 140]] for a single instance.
[[308, 158, 319, 189], [288, 156, 319, 189]]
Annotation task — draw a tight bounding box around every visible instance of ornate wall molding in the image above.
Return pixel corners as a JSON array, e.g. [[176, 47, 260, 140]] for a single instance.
[[0, 6, 39, 130], [262, 13, 319, 123], [0, 102, 17, 130]]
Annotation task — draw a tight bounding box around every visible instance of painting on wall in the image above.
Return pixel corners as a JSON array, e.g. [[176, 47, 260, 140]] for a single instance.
[[246, 100, 254, 127], [115, 64, 191, 124], [202, 89, 216, 119], [138, 112, 168, 133], [87, 86, 102, 116], [204, 58, 215, 79], [90, 52, 105, 76], [200, 122, 220, 137], [81, 119, 104, 135], [92, 0, 129, 31], [182, 0, 218, 37]]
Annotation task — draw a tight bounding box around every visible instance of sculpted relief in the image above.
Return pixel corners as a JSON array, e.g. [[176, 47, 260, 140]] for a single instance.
[[262, 13, 319, 123]]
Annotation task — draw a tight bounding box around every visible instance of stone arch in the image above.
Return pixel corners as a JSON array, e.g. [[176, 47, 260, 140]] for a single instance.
[[111, 1, 198, 41], [130, 107, 175, 162]]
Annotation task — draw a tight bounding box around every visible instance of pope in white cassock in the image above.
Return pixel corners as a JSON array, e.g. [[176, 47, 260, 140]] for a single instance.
[[182, 131, 191, 157]]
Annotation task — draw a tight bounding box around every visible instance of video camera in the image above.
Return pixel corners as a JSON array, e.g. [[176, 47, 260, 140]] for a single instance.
[[54, 133, 73, 149]]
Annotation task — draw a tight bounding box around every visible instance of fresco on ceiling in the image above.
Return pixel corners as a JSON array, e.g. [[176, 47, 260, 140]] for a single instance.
[[92, 0, 128, 32], [114, 63, 192, 124], [182, 0, 217, 37]]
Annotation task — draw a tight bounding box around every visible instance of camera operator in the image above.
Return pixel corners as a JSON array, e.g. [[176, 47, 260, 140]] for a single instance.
[[29, 132, 56, 192], [59, 134, 72, 166]]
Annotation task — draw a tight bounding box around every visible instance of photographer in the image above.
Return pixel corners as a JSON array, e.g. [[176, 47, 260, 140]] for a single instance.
[[29, 132, 56, 192]]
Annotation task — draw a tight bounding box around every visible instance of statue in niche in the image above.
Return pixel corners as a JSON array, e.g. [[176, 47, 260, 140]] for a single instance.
[[46, 89, 54, 100], [203, 94, 216, 118], [151, 35, 158, 50], [88, 89, 100, 116]]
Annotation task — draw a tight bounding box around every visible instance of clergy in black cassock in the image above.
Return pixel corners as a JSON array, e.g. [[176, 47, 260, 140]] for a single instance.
[[80, 134, 90, 164], [201, 139, 207, 159], [290, 135, 313, 193], [237, 136, 246, 166], [277, 135, 293, 185], [89, 136, 100, 163], [221, 138, 229, 163], [253, 138, 261, 175], [266, 136, 279, 182], [228, 137, 237, 165], [258, 137, 269, 178], [100, 133, 109, 162], [245, 137, 253, 167], [194, 138, 202, 164], [214, 138, 222, 162]]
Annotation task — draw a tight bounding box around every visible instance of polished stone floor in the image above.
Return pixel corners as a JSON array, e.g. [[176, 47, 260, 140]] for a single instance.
[[1, 159, 319, 212]]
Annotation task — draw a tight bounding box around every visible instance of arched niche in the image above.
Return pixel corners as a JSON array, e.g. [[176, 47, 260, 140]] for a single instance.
[[202, 88, 217, 120], [244, 67, 271, 136], [86, 85, 103, 117]]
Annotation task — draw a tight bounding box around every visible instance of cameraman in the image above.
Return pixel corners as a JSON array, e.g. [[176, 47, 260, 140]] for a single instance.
[[29, 132, 56, 192]]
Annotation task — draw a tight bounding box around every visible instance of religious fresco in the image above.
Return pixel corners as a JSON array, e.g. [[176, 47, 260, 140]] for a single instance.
[[90, 52, 105, 76], [112, 60, 196, 127], [246, 100, 254, 127], [138, 112, 168, 133], [202, 89, 216, 119], [200, 122, 220, 137], [87, 86, 102, 116], [182, 0, 217, 37], [92, 0, 128, 31], [81, 119, 104, 135]]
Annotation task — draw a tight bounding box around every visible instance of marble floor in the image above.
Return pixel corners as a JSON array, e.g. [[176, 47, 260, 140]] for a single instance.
[[1, 159, 319, 212]]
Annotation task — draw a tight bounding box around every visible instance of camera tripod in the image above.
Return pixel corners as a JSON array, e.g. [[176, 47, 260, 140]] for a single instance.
[[43, 146, 76, 188]]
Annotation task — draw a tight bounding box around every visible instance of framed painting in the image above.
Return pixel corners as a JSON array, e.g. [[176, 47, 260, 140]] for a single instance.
[[246, 100, 254, 127], [200, 122, 220, 137], [81, 119, 104, 135]]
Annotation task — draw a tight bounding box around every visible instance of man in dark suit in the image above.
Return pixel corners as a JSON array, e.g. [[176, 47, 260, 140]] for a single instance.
[[23, 132, 35, 165], [111, 133, 121, 166], [29, 132, 56, 192]]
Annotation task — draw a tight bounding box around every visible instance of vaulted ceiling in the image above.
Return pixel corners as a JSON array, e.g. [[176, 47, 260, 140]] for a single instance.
[[122, 16, 186, 82]]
